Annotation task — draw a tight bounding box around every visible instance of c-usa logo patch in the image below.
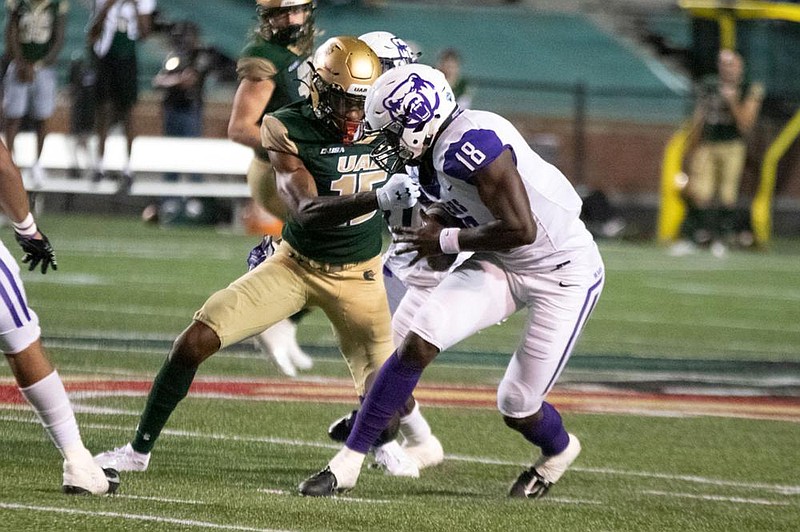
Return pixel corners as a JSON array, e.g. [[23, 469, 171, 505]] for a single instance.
[[383, 74, 440, 131]]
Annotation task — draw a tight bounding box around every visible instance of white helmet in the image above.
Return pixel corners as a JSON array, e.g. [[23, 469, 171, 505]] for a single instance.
[[358, 31, 419, 73], [364, 63, 458, 172]]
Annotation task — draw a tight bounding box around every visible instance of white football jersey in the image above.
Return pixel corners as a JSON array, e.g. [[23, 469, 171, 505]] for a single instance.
[[422, 109, 594, 270], [383, 167, 469, 288]]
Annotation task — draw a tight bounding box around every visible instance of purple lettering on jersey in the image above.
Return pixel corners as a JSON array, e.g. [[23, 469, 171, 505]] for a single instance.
[[443, 129, 508, 183]]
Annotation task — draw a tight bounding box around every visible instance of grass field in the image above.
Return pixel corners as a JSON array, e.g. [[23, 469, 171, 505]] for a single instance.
[[1, 214, 799, 531]]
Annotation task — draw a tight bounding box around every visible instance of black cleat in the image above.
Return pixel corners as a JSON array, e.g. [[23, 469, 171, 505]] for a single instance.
[[104, 468, 121, 494], [327, 409, 400, 446], [62, 467, 120, 496], [327, 410, 358, 443], [298, 467, 339, 497], [508, 467, 552, 499]]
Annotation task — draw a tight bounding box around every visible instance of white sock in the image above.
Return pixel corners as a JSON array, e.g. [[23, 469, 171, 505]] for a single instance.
[[328, 446, 366, 489], [399, 402, 432, 446], [63, 444, 93, 465], [19, 371, 83, 457]]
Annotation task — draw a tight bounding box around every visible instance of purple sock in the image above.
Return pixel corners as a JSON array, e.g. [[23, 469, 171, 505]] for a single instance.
[[346, 352, 422, 453], [519, 401, 570, 456]]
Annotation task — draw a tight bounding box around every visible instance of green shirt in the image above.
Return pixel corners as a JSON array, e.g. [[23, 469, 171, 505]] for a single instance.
[[6, 0, 68, 62], [239, 35, 309, 116], [262, 101, 389, 264]]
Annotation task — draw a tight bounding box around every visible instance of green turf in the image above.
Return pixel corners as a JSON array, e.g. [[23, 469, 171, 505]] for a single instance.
[[1, 214, 798, 531]]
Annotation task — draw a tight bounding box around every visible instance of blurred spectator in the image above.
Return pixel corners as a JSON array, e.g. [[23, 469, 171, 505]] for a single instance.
[[88, 0, 156, 191], [3, 0, 68, 188], [436, 47, 473, 109], [144, 21, 216, 226], [672, 49, 764, 257], [67, 50, 97, 179], [152, 21, 213, 182]]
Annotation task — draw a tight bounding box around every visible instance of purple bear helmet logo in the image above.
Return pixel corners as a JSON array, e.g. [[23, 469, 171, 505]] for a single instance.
[[383, 73, 440, 132]]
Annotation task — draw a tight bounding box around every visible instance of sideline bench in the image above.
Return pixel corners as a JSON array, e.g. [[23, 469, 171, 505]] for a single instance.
[[13, 132, 253, 198]]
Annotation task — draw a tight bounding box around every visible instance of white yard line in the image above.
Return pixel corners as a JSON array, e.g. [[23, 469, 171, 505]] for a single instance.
[[642, 490, 792, 506], [117, 494, 205, 505], [2, 414, 797, 510], [7, 413, 798, 497], [0, 502, 293, 531], [255, 488, 392, 504]]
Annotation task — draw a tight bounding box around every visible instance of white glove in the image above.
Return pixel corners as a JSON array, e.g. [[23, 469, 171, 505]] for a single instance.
[[376, 173, 420, 210]]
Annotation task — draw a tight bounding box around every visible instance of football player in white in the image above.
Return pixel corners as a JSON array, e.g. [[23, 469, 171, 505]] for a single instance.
[[326, 32, 470, 471], [300, 64, 605, 499], [0, 139, 119, 495]]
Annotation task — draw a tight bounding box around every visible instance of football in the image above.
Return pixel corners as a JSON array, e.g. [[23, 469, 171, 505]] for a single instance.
[[426, 254, 458, 272]]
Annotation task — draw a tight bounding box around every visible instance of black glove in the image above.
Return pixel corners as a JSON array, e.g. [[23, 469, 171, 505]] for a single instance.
[[15, 231, 58, 274]]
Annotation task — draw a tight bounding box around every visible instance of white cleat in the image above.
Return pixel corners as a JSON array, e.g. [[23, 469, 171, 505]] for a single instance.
[[668, 240, 697, 257], [710, 241, 728, 259], [402, 435, 444, 469], [509, 433, 581, 499], [373, 440, 420, 477], [94, 442, 150, 472], [62, 447, 120, 495], [30, 163, 46, 189], [288, 341, 314, 370], [254, 320, 299, 377]]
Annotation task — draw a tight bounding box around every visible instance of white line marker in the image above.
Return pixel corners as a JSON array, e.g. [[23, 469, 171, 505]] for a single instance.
[[643, 490, 792, 506], [2, 417, 799, 497], [0, 502, 293, 531], [117, 494, 205, 505]]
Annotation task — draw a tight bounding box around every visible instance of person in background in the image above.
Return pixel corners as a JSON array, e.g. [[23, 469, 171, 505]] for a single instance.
[[672, 49, 764, 258], [0, 137, 119, 495], [435, 47, 473, 109], [153, 21, 213, 181], [143, 21, 215, 223], [88, 0, 155, 191], [66, 49, 97, 179], [3, 0, 68, 188], [228, 0, 317, 377]]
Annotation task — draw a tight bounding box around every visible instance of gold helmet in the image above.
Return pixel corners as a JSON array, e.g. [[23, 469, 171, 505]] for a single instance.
[[256, 0, 315, 49], [309, 36, 382, 144]]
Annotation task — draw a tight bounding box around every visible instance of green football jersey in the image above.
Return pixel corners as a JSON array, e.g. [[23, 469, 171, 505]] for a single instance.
[[238, 35, 310, 117], [261, 101, 389, 265], [7, 0, 68, 62]]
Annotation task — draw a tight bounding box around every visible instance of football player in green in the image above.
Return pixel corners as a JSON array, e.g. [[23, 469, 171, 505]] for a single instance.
[[3, 0, 68, 187], [96, 36, 428, 477], [229, 0, 317, 378]]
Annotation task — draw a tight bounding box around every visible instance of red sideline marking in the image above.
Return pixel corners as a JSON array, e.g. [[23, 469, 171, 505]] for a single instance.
[[2, 378, 799, 422]]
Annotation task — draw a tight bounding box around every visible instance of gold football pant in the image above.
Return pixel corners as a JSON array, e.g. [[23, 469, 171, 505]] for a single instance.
[[194, 241, 393, 395], [688, 139, 746, 207]]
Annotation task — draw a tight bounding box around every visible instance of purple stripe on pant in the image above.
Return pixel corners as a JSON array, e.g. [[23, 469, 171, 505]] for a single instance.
[[0, 256, 30, 327], [544, 275, 603, 393]]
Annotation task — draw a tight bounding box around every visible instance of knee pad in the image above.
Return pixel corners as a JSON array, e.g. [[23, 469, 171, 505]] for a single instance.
[[497, 377, 542, 419]]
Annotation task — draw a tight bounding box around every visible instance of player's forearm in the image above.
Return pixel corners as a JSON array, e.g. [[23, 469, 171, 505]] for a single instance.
[[291, 193, 380, 229], [456, 220, 536, 252]]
